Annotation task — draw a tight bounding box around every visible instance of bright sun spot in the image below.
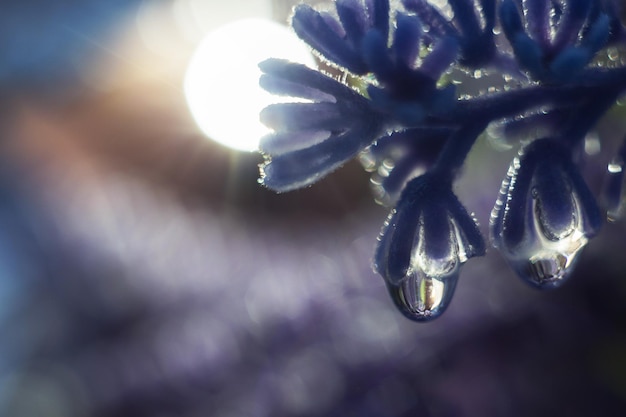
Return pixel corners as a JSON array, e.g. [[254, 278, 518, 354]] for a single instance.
[[184, 18, 314, 152]]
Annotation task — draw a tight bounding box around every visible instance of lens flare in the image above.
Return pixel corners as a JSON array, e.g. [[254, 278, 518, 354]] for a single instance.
[[184, 18, 314, 152]]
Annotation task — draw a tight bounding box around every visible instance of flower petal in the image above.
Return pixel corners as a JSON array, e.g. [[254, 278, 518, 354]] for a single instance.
[[292, 4, 368, 73], [261, 123, 381, 192], [392, 13, 423, 69]]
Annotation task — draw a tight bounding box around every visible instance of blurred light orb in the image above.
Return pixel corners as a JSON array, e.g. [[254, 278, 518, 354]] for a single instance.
[[184, 18, 314, 152]]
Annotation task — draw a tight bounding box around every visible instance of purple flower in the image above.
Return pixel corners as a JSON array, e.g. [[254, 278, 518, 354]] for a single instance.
[[499, 0, 610, 82], [291, 0, 389, 75], [292, 0, 459, 125], [403, 0, 498, 68], [375, 174, 485, 320], [258, 0, 626, 321], [490, 138, 602, 288], [258, 59, 387, 192]]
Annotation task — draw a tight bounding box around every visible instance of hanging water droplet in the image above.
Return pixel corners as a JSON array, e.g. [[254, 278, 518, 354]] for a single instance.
[[509, 234, 586, 288], [523, 252, 568, 283], [387, 217, 464, 320], [607, 47, 619, 62], [386, 269, 458, 321], [492, 139, 601, 290], [508, 206, 588, 289]]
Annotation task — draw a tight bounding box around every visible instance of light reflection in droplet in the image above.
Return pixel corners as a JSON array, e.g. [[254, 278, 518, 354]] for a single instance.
[[510, 198, 589, 288], [608, 162, 623, 174], [387, 269, 458, 321]]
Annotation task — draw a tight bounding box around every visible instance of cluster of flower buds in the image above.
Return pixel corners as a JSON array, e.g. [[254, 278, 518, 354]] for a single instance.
[[258, 0, 626, 321]]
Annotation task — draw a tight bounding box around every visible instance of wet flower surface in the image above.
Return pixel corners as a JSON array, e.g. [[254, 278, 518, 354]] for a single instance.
[[491, 138, 602, 288], [259, 0, 626, 320], [375, 174, 485, 320]]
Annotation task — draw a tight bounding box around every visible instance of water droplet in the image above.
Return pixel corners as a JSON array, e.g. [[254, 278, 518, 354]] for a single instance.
[[608, 162, 623, 174], [473, 69, 483, 79], [524, 252, 568, 283], [386, 269, 458, 321], [607, 47, 619, 62], [509, 212, 588, 289], [381, 158, 394, 173], [358, 150, 377, 172], [492, 27, 501, 35]]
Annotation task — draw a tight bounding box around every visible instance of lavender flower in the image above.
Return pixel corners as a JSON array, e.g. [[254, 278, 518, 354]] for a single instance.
[[259, 0, 626, 320], [490, 138, 602, 288], [403, 0, 499, 68], [258, 59, 387, 191], [499, 0, 611, 82], [375, 174, 485, 320]]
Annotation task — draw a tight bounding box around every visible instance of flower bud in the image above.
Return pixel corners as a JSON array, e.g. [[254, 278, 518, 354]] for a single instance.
[[375, 175, 485, 320], [491, 138, 602, 288]]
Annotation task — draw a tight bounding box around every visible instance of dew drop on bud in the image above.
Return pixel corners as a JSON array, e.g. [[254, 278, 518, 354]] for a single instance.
[[386, 269, 458, 321], [509, 228, 588, 289]]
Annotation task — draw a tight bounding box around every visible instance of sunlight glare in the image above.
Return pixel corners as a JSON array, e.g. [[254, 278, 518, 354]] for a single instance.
[[184, 18, 314, 152]]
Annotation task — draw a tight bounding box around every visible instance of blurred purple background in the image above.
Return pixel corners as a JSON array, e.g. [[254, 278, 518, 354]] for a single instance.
[[1, 1, 626, 416]]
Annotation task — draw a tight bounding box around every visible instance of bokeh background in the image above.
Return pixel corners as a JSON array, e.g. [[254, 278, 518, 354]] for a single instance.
[[1, 1, 626, 416]]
